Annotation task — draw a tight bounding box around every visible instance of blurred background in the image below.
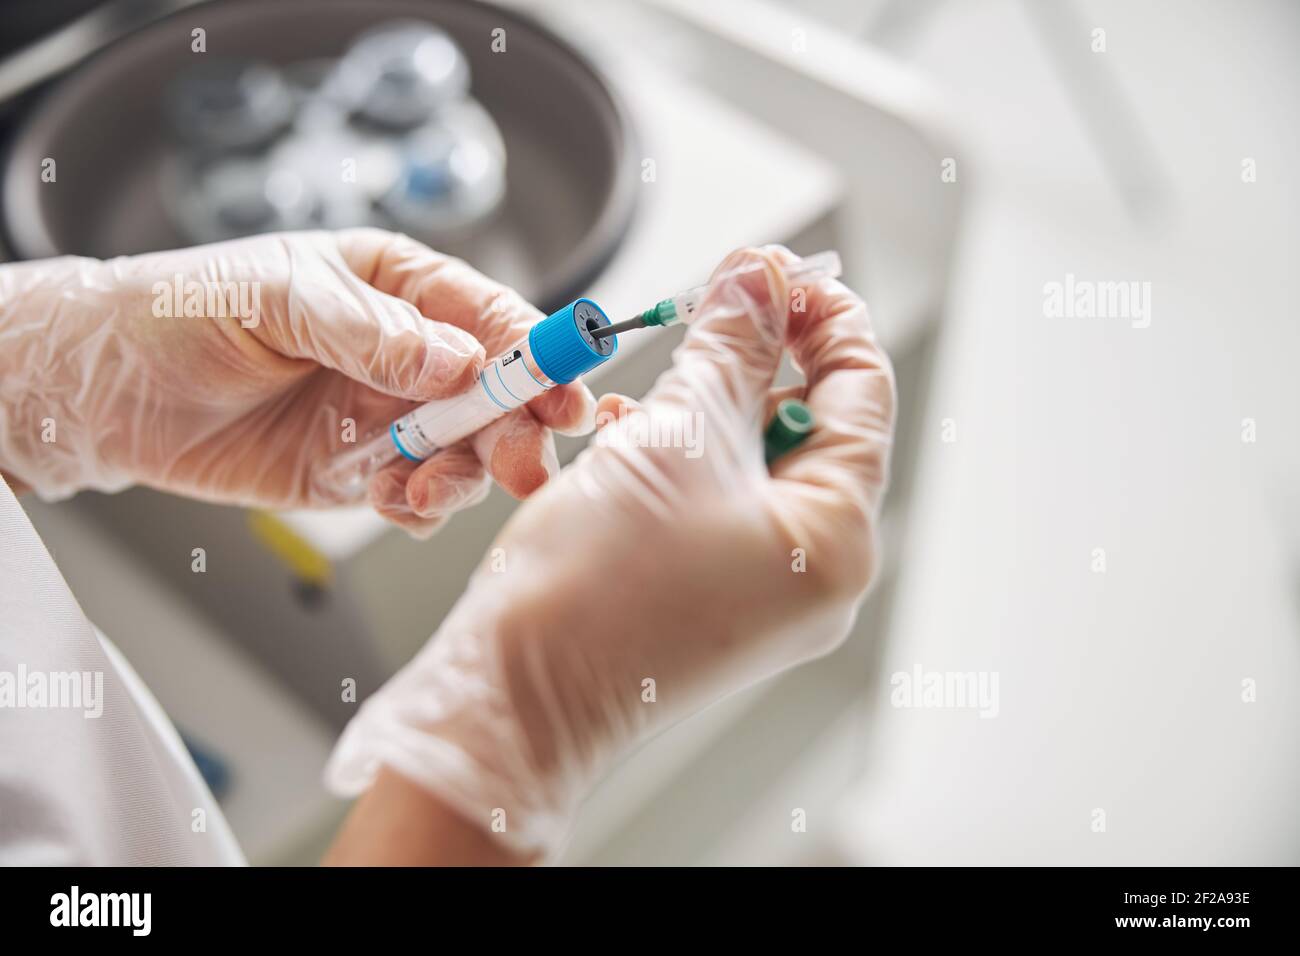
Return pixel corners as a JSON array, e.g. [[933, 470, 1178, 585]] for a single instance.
[[3, 0, 1297, 864]]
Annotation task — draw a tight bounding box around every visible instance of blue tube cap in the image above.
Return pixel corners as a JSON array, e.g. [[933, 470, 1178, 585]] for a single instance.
[[529, 298, 617, 384]]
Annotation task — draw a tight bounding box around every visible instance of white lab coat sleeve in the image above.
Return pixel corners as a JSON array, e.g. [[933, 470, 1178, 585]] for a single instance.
[[0, 476, 244, 865]]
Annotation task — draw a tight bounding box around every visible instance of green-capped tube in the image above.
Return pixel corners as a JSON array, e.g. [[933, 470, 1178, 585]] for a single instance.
[[764, 399, 814, 465]]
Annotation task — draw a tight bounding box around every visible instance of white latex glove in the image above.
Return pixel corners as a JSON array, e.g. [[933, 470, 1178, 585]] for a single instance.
[[326, 247, 896, 857], [0, 229, 594, 536]]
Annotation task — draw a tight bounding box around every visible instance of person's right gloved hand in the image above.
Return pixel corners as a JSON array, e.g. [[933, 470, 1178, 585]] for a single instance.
[[326, 247, 896, 859], [0, 229, 594, 538]]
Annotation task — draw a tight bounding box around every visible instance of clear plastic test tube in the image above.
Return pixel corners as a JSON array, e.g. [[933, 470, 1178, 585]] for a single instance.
[[311, 298, 615, 500], [311, 251, 842, 501]]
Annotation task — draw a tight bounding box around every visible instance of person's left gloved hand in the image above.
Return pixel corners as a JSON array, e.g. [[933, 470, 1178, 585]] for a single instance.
[[0, 229, 595, 536]]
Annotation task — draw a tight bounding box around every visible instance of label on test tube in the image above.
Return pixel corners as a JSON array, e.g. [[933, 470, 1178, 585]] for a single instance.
[[388, 335, 552, 460]]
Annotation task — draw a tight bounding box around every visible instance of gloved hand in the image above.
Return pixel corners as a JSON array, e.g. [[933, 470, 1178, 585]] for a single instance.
[[326, 247, 896, 858], [0, 229, 594, 536]]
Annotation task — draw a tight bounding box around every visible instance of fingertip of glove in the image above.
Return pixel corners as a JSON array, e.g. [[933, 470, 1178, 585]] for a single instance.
[[409, 469, 491, 519], [548, 383, 598, 436], [489, 438, 556, 500], [696, 247, 792, 347]]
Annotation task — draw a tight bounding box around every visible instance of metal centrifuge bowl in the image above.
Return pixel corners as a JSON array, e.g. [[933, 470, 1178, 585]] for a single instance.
[[0, 0, 637, 312]]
